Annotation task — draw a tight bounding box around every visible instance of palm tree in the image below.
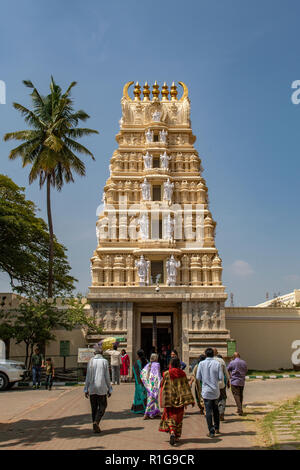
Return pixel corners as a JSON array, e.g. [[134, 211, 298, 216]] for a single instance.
[[4, 77, 99, 298]]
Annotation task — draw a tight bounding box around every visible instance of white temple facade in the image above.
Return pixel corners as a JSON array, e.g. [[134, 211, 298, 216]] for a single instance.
[[88, 81, 231, 367]]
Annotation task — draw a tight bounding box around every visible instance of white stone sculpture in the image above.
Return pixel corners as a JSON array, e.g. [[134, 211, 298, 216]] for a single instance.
[[152, 110, 161, 122], [163, 213, 174, 241], [135, 255, 150, 286], [160, 151, 171, 169], [166, 255, 180, 286], [193, 312, 200, 331], [159, 129, 168, 143], [103, 310, 113, 330], [138, 213, 149, 240], [163, 178, 174, 202], [143, 151, 153, 169], [119, 117, 123, 128], [115, 310, 123, 330], [211, 311, 219, 330], [141, 178, 151, 200], [200, 310, 210, 330], [145, 129, 154, 143]]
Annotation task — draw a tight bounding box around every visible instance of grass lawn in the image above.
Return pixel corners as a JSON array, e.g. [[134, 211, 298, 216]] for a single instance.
[[259, 396, 300, 449]]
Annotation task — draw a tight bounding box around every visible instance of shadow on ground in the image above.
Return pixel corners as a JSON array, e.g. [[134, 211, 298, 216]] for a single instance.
[[0, 413, 144, 448]]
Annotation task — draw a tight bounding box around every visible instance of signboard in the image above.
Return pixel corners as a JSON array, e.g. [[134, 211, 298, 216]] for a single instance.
[[227, 340, 236, 357], [60, 340, 70, 357], [78, 348, 94, 363]]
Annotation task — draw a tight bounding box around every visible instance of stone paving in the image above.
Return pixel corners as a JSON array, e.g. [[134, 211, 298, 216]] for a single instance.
[[270, 399, 300, 449], [0, 379, 299, 450]]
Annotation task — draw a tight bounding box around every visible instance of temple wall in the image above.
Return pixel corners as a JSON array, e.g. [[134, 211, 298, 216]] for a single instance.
[[225, 307, 300, 370]]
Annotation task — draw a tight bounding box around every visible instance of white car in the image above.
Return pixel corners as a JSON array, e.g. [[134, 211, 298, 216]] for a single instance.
[[0, 359, 27, 391]]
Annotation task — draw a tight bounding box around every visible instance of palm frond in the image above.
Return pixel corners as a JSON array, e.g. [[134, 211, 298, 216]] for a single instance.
[[66, 128, 99, 138], [64, 137, 95, 159], [8, 139, 41, 161], [4, 130, 41, 142], [11, 103, 45, 129], [63, 81, 77, 99]]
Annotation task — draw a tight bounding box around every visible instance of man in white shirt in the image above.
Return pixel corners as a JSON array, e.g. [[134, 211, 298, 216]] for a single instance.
[[107, 344, 121, 385], [84, 345, 112, 433], [213, 348, 230, 421]]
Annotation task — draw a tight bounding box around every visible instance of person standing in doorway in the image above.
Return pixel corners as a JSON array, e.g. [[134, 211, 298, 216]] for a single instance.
[[31, 347, 44, 389], [196, 347, 223, 438], [107, 343, 121, 385], [213, 348, 230, 421], [84, 344, 112, 433], [227, 352, 248, 416], [120, 349, 130, 382]]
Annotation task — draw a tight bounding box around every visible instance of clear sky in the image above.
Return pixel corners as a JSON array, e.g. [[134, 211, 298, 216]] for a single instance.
[[0, 0, 300, 306]]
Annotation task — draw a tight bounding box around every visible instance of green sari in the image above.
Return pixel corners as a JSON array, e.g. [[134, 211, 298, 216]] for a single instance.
[[131, 359, 147, 414]]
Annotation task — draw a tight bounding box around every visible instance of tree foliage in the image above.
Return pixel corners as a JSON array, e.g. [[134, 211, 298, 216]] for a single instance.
[[0, 296, 101, 368], [3, 77, 98, 297], [0, 174, 76, 297]]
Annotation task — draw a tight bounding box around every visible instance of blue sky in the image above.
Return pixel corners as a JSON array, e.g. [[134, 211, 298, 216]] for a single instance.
[[0, 0, 300, 305]]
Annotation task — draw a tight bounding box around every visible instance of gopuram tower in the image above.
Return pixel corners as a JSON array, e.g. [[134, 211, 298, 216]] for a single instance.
[[88, 81, 231, 368]]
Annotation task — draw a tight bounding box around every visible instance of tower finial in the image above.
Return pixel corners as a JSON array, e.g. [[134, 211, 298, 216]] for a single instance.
[[152, 81, 160, 101], [161, 82, 169, 101], [133, 81, 141, 101], [170, 82, 178, 101], [143, 82, 150, 101]]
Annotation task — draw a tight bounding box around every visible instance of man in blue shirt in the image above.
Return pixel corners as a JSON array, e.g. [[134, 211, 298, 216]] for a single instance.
[[196, 347, 223, 438]]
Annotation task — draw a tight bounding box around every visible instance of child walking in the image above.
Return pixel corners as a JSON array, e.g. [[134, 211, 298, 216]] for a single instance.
[[45, 358, 55, 390]]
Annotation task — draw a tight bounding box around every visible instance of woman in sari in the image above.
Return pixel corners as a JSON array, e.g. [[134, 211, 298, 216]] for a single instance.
[[131, 349, 148, 414], [120, 349, 130, 382], [189, 354, 206, 414], [159, 357, 195, 446], [141, 353, 161, 419]]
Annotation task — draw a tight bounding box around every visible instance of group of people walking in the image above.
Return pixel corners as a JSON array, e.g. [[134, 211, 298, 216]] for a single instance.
[[84, 344, 248, 445]]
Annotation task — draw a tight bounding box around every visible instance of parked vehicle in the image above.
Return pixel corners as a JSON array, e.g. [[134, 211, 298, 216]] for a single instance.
[[0, 359, 27, 391]]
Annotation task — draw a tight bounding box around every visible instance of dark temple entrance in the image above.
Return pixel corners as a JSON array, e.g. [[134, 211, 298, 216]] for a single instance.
[[140, 313, 173, 362]]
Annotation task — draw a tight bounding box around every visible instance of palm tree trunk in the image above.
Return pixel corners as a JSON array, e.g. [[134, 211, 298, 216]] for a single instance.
[[47, 175, 54, 298]]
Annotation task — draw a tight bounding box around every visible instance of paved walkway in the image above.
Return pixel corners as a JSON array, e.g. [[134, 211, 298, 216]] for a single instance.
[[0, 379, 299, 450]]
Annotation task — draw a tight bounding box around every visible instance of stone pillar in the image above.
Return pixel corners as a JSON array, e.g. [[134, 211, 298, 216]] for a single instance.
[[126, 255, 134, 285], [92, 258, 103, 286], [113, 255, 125, 286], [104, 256, 112, 286], [181, 301, 190, 367], [126, 302, 134, 376], [181, 255, 190, 285], [190, 255, 201, 286], [201, 255, 210, 286], [211, 255, 222, 286], [204, 215, 215, 247]]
